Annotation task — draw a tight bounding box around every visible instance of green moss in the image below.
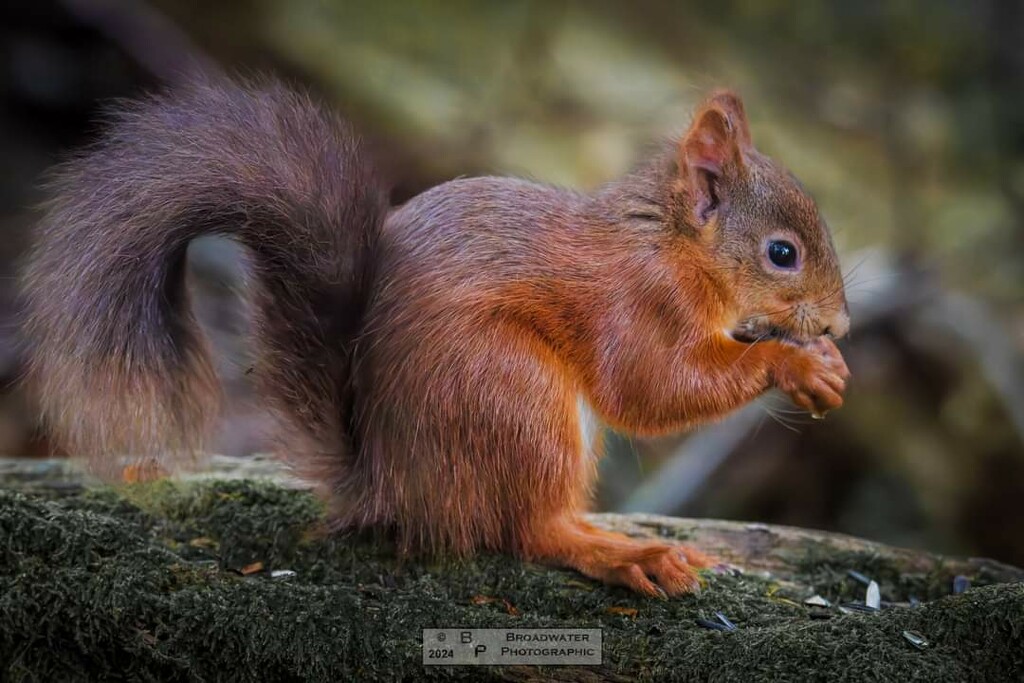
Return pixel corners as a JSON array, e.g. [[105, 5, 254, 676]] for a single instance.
[[2, 482, 1022, 682]]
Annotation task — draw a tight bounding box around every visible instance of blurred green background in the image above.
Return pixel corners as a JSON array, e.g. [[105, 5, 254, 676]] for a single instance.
[[1, 0, 1022, 565]]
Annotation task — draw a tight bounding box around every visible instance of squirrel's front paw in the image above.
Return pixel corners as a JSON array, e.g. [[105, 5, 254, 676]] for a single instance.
[[773, 337, 850, 417]]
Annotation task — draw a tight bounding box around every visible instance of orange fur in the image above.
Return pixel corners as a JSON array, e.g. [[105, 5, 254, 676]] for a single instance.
[[20, 77, 850, 595]]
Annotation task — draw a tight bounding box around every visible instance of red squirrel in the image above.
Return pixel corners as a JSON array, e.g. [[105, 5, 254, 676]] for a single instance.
[[20, 77, 850, 597]]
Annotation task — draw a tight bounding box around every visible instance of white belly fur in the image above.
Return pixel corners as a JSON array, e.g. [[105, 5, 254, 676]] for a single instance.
[[577, 393, 602, 459]]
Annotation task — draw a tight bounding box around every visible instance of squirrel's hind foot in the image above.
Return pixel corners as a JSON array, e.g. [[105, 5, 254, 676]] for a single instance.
[[524, 517, 713, 597]]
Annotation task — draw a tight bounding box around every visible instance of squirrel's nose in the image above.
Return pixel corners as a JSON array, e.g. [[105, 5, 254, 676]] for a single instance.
[[822, 308, 850, 340]]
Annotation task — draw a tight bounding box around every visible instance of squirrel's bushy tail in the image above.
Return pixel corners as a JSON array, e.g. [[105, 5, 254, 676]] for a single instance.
[[20, 77, 388, 480]]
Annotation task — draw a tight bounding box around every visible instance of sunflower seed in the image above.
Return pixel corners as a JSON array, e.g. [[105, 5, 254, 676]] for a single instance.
[[847, 570, 872, 585], [804, 595, 831, 608], [715, 612, 738, 631], [903, 630, 929, 650], [839, 601, 878, 613], [866, 581, 881, 610]]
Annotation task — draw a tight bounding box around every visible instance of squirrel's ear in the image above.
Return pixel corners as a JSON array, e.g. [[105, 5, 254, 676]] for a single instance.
[[679, 91, 751, 226], [701, 91, 752, 148]]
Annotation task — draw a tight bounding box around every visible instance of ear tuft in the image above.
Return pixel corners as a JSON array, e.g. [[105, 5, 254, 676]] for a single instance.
[[702, 90, 752, 147], [681, 90, 752, 174], [678, 89, 752, 227], [683, 107, 735, 174]]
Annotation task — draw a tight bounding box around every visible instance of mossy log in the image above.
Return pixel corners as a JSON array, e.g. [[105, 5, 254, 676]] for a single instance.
[[2, 457, 1022, 682]]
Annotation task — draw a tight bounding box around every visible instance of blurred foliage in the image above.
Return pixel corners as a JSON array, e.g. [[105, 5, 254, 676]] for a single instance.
[[0, 0, 1022, 567]]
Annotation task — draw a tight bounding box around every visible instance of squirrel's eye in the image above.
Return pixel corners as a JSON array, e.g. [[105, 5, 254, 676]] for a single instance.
[[767, 240, 798, 269]]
